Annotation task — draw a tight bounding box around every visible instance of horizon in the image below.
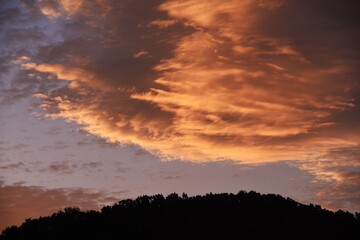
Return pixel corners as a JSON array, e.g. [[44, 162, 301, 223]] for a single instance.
[[0, 0, 359, 231]]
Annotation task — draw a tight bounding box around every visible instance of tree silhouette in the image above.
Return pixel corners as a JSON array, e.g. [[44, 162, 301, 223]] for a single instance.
[[1, 191, 359, 240]]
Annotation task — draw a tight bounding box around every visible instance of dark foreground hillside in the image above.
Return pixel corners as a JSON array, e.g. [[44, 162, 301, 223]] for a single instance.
[[1, 191, 359, 240]]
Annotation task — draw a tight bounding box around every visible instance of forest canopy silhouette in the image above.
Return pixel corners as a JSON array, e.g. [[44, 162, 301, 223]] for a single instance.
[[1, 191, 359, 240]]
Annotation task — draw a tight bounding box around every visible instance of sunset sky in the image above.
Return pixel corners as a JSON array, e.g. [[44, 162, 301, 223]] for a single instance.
[[1, 0, 359, 231]]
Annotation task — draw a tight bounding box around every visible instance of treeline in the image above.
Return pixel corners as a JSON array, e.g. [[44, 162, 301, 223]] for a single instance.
[[1, 191, 359, 239]]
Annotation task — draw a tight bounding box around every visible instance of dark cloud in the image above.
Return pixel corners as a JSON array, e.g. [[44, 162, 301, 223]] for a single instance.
[[0, 4, 21, 25], [0, 143, 28, 151], [39, 160, 104, 175], [76, 137, 118, 148], [45, 126, 63, 135], [145, 170, 184, 181], [40, 140, 68, 151], [18, 0, 47, 20], [46, 162, 74, 174], [0, 56, 10, 77], [81, 161, 103, 169], [0, 0, 62, 106], [162, 175, 183, 180], [2, 27, 45, 46], [1, 86, 36, 106], [0, 162, 24, 171]]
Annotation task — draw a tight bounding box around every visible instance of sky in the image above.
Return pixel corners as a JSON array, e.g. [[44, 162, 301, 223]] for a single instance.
[[0, 0, 359, 231]]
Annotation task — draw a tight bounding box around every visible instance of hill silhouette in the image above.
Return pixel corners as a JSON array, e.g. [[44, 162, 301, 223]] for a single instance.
[[1, 191, 359, 240]]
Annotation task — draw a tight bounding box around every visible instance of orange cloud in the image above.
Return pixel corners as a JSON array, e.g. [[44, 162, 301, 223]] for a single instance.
[[149, 19, 177, 28], [59, 0, 83, 15], [39, 0, 83, 19], [133, 50, 148, 58], [26, 0, 359, 206], [28, 0, 358, 164], [132, 0, 357, 161], [27, 63, 112, 91]]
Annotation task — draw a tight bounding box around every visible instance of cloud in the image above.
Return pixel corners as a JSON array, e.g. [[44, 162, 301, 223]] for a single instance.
[[316, 170, 360, 211], [0, 3, 21, 25], [81, 161, 103, 169], [2, 27, 45, 46], [149, 19, 177, 28], [257, 0, 285, 9], [133, 50, 148, 58], [0, 1, 65, 106], [40, 140, 68, 151], [8, 0, 359, 208], [293, 145, 360, 211], [0, 183, 119, 231], [37, 160, 104, 175], [57, 0, 83, 16], [23, 0, 358, 163], [0, 55, 10, 77], [0, 143, 28, 151], [38, 0, 83, 19], [0, 162, 25, 171], [46, 162, 74, 174]]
